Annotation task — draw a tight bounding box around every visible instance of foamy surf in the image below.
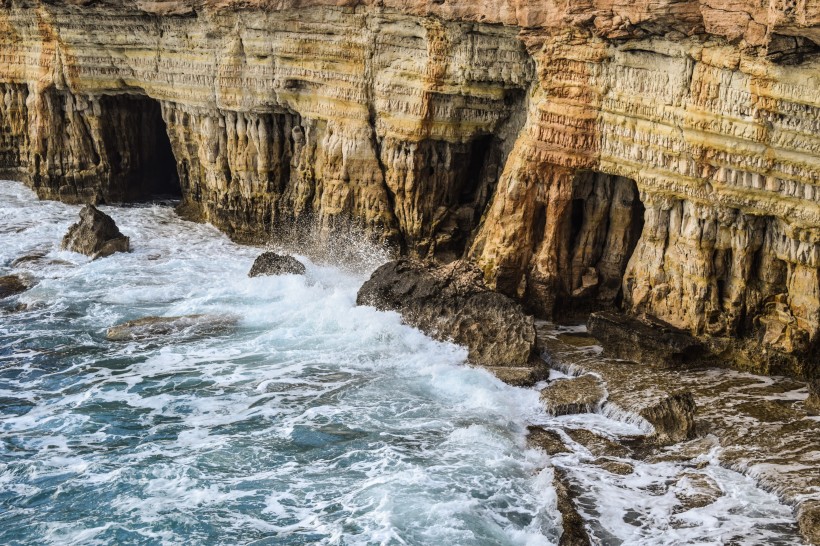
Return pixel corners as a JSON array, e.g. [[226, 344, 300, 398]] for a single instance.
[[0, 180, 802, 545]]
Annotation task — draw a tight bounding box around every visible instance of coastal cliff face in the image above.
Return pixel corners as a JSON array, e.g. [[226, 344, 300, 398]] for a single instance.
[[1, 0, 819, 377]]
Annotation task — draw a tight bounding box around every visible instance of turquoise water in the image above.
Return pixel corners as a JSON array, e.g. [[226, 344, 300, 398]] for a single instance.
[[0, 181, 557, 545], [0, 180, 802, 545]]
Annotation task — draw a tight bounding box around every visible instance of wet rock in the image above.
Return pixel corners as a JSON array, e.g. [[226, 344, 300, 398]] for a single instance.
[[594, 458, 634, 475], [673, 472, 722, 513], [798, 500, 820, 546], [526, 426, 571, 456], [540, 374, 605, 416], [0, 274, 29, 299], [357, 259, 536, 367], [106, 314, 238, 341], [485, 366, 546, 387], [588, 311, 707, 367], [61, 205, 130, 259], [553, 468, 592, 546], [807, 379, 820, 416], [565, 428, 632, 459], [248, 252, 306, 277], [637, 392, 697, 446]]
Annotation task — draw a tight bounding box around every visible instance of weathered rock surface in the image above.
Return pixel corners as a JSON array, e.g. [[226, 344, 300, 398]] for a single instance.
[[106, 314, 238, 341], [553, 468, 592, 546], [587, 311, 708, 367], [808, 379, 820, 415], [61, 205, 130, 259], [538, 322, 820, 544], [248, 252, 306, 277], [0, 274, 28, 299], [357, 258, 537, 367], [1, 0, 819, 377], [540, 374, 606, 416]]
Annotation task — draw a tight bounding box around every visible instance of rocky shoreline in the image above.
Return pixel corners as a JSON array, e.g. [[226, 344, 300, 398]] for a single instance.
[[1, 190, 817, 543], [356, 258, 819, 544]]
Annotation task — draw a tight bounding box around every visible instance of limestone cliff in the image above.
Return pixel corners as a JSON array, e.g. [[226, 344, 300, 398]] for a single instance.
[[1, 0, 819, 378]]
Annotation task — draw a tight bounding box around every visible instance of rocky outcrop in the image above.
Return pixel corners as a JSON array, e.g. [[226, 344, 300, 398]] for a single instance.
[[106, 314, 238, 341], [61, 205, 130, 259], [540, 374, 606, 416], [0, 274, 28, 299], [0, 1, 819, 377], [587, 311, 708, 367], [357, 258, 537, 368], [248, 252, 305, 277]]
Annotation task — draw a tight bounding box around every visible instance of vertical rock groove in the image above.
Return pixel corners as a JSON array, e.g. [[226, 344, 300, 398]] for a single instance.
[[1, 0, 819, 377]]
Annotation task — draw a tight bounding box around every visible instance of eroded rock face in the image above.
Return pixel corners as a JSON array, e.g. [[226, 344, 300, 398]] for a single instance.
[[61, 205, 130, 259], [0, 1, 819, 378], [248, 252, 306, 277], [540, 374, 606, 416], [357, 258, 537, 367]]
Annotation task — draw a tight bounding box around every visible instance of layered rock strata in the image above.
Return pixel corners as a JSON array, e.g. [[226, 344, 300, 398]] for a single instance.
[[1, 0, 819, 376]]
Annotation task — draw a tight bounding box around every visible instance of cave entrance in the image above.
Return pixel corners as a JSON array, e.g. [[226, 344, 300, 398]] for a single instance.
[[97, 94, 181, 202], [557, 171, 645, 313]]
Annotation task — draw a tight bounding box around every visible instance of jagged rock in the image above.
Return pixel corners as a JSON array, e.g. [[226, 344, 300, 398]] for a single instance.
[[553, 468, 592, 546], [594, 458, 633, 475], [798, 501, 820, 546], [673, 472, 723, 513], [587, 311, 707, 367], [637, 392, 697, 446], [527, 426, 571, 456], [106, 314, 238, 341], [61, 205, 130, 259], [485, 366, 545, 387], [0, 275, 28, 299], [248, 252, 306, 277], [540, 374, 606, 416], [357, 259, 536, 367], [564, 428, 632, 459]]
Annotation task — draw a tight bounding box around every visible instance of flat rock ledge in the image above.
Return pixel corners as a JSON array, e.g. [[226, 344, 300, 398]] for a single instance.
[[248, 252, 306, 277], [106, 314, 238, 341], [62, 205, 130, 259], [357, 259, 539, 373], [587, 311, 707, 367], [0, 275, 29, 299], [540, 374, 606, 416]]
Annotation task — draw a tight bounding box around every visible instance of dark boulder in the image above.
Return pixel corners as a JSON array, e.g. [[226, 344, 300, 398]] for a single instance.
[[0, 275, 29, 299], [248, 252, 306, 277], [357, 259, 536, 367], [61, 205, 130, 259]]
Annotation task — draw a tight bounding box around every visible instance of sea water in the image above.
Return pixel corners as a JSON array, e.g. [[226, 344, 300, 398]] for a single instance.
[[0, 180, 801, 545]]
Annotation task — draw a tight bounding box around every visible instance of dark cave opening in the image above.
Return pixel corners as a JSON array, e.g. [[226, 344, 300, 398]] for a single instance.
[[557, 171, 645, 314], [98, 94, 181, 202]]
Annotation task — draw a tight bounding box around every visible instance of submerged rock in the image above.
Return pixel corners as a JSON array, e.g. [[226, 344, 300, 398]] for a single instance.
[[61, 205, 130, 259], [587, 311, 708, 367], [106, 314, 238, 341], [248, 252, 306, 277], [357, 258, 537, 367], [540, 374, 606, 416], [0, 275, 29, 299]]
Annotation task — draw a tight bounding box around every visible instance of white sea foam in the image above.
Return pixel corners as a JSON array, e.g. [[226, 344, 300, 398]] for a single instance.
[[0, 180, 803, 545]]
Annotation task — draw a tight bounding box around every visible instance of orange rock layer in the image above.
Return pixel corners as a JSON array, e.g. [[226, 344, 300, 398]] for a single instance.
[[1, 0, 819, 376]]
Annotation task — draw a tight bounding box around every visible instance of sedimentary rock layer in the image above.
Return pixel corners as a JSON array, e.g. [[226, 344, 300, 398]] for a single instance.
[[1, 0, 819, 376]]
